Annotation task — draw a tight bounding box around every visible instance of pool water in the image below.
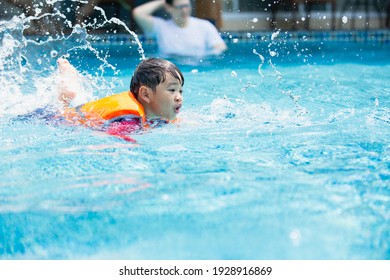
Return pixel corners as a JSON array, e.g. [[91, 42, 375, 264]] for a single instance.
[[0, 18, 389, 259]]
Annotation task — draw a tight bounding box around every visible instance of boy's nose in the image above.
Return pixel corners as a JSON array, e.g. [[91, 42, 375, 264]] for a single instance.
[[175, 94, 182, 102]]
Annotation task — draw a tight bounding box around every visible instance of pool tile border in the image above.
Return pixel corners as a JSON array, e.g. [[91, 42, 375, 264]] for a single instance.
[[88, 30, 390, 45]]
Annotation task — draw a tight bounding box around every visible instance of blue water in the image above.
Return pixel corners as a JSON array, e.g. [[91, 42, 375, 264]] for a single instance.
[[0, 26, 389, 259]]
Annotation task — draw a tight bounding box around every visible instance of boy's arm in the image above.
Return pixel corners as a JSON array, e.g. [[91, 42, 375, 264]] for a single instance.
[[132, 0, 165, 34]]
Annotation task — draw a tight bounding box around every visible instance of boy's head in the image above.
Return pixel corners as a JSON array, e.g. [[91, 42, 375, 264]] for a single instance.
[[130, 58, 184, 121]]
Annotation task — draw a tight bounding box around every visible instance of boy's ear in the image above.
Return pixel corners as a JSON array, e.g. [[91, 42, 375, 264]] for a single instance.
[[138, 86, 152, 103]]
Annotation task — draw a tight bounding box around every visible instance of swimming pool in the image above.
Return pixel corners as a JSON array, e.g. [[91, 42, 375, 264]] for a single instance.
[[0, 16, 389, 259]]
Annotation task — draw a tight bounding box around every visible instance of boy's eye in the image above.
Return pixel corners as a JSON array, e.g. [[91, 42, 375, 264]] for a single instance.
[[168, 88, 182, 94]]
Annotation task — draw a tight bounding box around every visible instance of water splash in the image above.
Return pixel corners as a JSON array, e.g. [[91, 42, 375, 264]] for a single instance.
[[83, 6, 145, 60], [0, 1, 147, 116], [186, 95, 310, 131], [252, 49, 282, 80], [280, 90, 308, 116], [0, 17, 92, 116], [250, 31, 308, 116]]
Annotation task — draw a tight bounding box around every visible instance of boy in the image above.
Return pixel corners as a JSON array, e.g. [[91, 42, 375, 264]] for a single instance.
[[56, 57, 184, 142]]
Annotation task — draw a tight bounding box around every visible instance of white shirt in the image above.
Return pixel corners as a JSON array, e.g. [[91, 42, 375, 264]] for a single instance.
[[151, 17, 225, 57]]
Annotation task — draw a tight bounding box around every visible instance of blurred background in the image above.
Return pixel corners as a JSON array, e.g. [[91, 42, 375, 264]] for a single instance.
[[0, 0, 389, 35]]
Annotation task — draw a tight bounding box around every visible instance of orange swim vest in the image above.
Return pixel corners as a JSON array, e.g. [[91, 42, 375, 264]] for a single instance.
[[62, 91, 146, 129]]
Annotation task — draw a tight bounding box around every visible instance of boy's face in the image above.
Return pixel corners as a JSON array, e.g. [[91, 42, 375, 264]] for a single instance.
[[147, 73, 183, 121]]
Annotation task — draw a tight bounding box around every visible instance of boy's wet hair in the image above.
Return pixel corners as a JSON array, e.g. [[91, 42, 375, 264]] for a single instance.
[[165, 0, 174, 5], [130, 58, 184, 98]]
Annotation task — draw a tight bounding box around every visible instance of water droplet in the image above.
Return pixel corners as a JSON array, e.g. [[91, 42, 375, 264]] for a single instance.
[[342, 16, 348, 24], [233, 38, 238, 43], [271, 30, 280, 40], [252, 18, 258, 23], [50, 50, 58, 58], [231, 71, 237, 77]]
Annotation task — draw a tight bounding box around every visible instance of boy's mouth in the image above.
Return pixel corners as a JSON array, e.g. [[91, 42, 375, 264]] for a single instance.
[[174, 104, 182, 114]]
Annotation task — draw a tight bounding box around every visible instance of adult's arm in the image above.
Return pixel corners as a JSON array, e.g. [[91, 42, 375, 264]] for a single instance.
[[213, 41, 227, 54], [132, 0, 165, 34], [204, 21, 227, 54]]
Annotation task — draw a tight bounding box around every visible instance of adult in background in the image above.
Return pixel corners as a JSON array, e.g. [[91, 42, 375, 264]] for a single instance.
[[132, 0, 227, 57]]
